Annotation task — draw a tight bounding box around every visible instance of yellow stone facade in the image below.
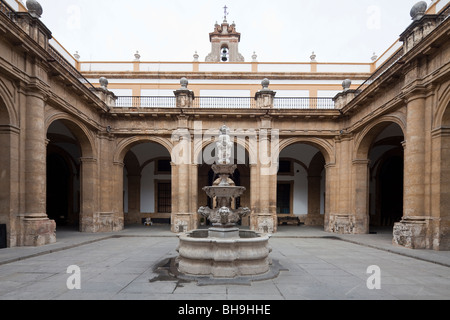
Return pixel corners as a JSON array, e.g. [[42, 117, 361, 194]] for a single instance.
[[0, 0, 449, 250]]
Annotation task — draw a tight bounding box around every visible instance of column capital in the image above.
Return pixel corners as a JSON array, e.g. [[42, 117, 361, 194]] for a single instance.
[[80, 157, 97, 163], [352, 159, 371, 166]]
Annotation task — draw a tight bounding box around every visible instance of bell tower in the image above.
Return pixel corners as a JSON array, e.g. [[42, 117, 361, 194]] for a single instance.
[[205, 6, 245, 62]]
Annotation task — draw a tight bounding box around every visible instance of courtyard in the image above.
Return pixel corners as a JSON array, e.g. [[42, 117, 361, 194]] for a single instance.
[[0, 226, 449, 301]]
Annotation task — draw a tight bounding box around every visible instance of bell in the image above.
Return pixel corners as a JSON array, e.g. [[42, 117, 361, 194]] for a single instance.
[[221, 48, 229, 62]]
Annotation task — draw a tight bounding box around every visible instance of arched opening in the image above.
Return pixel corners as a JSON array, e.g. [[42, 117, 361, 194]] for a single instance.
[[197, 142, 250, 227], [438, 104, 450, 249], [122, 141, 172, 227], [46, 120, 83, 229], [365, 123, 405, 231], [220, 45, 230, 62], [0, 98, 10, 248], [277, 143, 326, 227]]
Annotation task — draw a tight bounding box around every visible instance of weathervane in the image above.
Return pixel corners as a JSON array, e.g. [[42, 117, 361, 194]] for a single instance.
[[223, 5, 229, 21]]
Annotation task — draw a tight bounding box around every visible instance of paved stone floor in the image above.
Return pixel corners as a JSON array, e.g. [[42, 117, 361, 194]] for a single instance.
[[0, 226, 449, 300]]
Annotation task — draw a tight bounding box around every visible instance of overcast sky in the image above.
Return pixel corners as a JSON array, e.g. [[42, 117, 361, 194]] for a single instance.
[[35, 0, 434, 62]]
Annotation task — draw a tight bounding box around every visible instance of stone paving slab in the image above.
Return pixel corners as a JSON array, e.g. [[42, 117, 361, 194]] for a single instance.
[[0, 228, 449, 300]]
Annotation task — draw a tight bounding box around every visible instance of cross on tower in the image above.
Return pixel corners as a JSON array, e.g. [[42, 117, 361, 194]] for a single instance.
[[223, 5, 229, 21]]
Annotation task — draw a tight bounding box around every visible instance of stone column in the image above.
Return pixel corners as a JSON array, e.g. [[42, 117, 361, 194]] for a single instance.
[[111, 161, 124, 232], [126, 174, 141, 224], [254, 130, 278, 234], [171, 126, 195, 233], [394, 91, 428, 248], [328, 134, 360, 234], [22, 91, 56, 246], [305, 175, 324, 226], [190, 164, 199, 228], [249, 163, 259, 230], [323, 163, 337, 232], [352, 159, 371, 234], [79, 157, 98, 232]]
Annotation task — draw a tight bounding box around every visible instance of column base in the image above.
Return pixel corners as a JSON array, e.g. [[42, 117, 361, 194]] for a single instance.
[[393, 217, 428, 249], [252, 214, 276, 234], [172, 213, 196, 233], [22, 214, 56, 247], [305, 214, 324, 226], [327, 214, 369, 234], [328, 214, 356, 234]]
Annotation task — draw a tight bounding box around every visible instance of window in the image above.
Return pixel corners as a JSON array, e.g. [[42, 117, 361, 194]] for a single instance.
[[277, 183, 292, 214], [278, 160, 293, 175], [156, 159, 171, 174], [157, 181, 171, 213]]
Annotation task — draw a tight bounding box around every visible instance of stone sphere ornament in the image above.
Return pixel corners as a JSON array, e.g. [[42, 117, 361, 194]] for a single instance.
[[180, 77, 189, 89], [410, 1, 427, 20], [261, 78, 270, 91], [26, 0, 43, 18], [342, 79, 352, 91], [99, 77, 109, 89]]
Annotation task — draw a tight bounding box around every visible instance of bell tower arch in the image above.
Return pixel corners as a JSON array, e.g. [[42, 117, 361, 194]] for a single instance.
[[205, 6, 245, 62]]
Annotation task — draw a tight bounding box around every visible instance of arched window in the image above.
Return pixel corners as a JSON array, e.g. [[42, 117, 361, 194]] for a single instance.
[[221, 47, 229, 62]]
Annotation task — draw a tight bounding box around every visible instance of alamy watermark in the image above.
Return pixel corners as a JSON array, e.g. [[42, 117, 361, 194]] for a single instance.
[[171, 123, 280, 176], [66, 265, 81, 290], [366, 265, 381, 290]]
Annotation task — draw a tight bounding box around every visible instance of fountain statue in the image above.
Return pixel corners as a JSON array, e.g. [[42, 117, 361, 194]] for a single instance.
[[176, 125, 273, 280]]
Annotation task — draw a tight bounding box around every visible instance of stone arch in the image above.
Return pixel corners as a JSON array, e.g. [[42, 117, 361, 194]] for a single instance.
[[308, 152, 326, 176], [0, 78, 17, 127], [45, 113, 96, 158], [117, 138, 174, 227], [114, 136, 174, 164], [353, 117, 405, 233], [433, 80, 450, 128], [354, 115, 406, 160], [194, 135, 257, 166], [45, 115, 98, 231], [279, 137, 334, 165]]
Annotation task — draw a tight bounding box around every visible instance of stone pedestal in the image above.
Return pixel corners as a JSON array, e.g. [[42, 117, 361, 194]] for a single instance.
[[329, 214, 356, 234], [393, 217, 428, 249], [22, 214, 56, 247]]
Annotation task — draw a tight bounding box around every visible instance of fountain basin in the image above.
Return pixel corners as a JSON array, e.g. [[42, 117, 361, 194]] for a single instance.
[[177, 230, 272, 278], [202, 186, 246, 198]]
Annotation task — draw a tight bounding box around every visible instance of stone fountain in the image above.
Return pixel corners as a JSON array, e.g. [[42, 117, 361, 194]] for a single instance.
[[176, 125, 273, 280]]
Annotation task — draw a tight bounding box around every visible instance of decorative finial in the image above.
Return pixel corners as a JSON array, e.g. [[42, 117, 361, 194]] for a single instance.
[[180, 77, 189, 90], [74, 51, 80, 60], [371, 52, 378, 62], [261, 78, 270, 91], [99, 77, 109, 89], [252, 51, 258, 62], [193, 51, 199, 62], [342, 79, 352, 92], [134, 51, 141, 61], [26, 0, 43, 18], [310, 51, 317, 62], [410, 1, 428, 20]]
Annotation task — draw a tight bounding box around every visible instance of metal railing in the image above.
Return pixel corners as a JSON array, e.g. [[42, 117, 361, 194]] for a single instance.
[[115, 96, 176, 108], [274, 97, 335, 109], [115, 96, 336, 109], [193, 97, 256, 109], [0, 0, 16, 21], [356, 47, 404, 93], [48, 45, 95, 90]]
